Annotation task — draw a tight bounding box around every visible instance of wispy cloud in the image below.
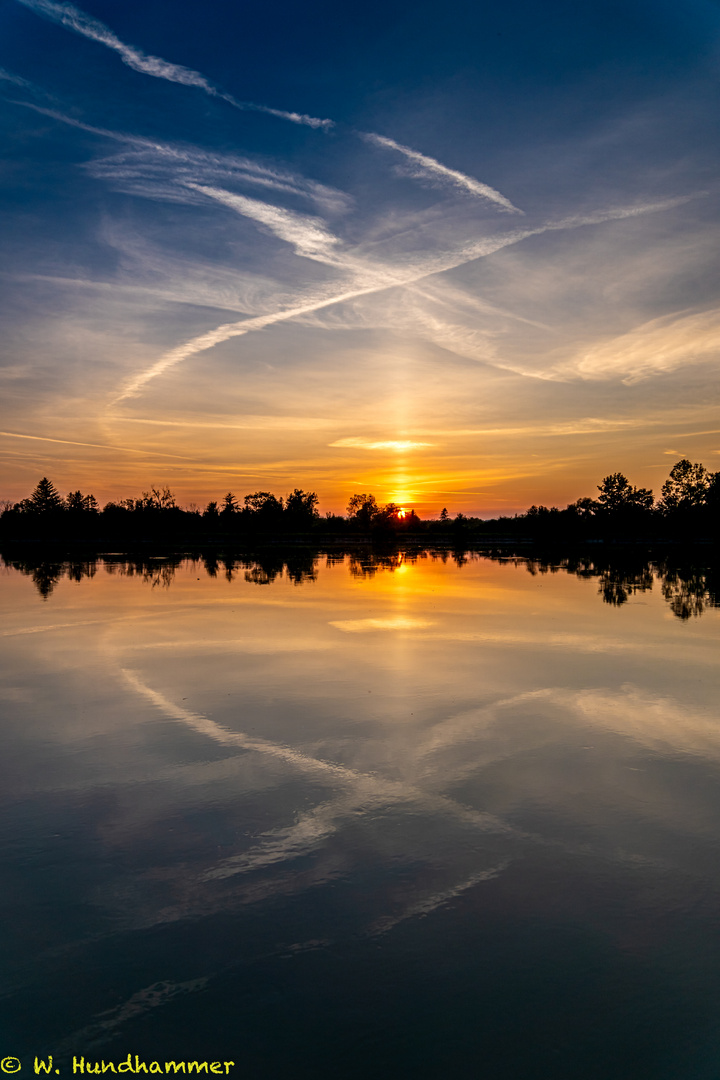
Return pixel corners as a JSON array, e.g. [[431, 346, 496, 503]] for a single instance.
[[397, 301, 503, 366], [329, 438, 434, 451], [187, 184, 342, 263], [87, 144, 350, 216], [14, 101, 350, 222], [15, 0, 333, 128], [362, 132, 523, 213], [563, 307, 720, 382], [113, 197, 691, 401], [9, 97, 709, 422], [0, 65, 37, 90], [329, 617, 435, 632]]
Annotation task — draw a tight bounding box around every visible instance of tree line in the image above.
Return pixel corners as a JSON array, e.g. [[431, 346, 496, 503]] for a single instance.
[[0, 480, 324, 542], [0, 458, 718, 544], [510, 459, 719, 539]]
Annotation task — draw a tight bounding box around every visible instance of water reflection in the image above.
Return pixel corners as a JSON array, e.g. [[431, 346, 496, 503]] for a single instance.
[[3, 546, 719, 619], [1, 550, 720, 1076], [511, 550, 720, 618]]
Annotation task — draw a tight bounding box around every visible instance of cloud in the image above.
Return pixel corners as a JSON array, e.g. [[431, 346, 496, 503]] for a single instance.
[[329, 438, 434, 451], [15, 101, 351, 213], [187, 184, 342, 263], [0, 66, 37, 90], [329, 617, 435, 632], [565, 306, 720, 382], [113, 197, 691, 401], [397, 301, 503, 366], [12, 98, 708, 407], [15, 0, 333, 128], [87, 144, 350, 216], [362, 132, 523, 213]]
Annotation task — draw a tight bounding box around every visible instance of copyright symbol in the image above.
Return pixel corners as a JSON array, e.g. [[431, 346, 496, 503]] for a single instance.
[[1, 1059, 21, 1074]]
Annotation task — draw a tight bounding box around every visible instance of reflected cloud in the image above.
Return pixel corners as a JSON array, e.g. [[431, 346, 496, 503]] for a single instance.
[[4, 547, 719, 1056], [571, 686, 720, 758], [120, 670, 521, 886], [49, 978, 210, 1058], [367, 861, 511, 936]]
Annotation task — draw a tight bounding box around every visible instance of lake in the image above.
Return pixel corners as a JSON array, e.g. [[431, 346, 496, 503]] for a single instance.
[[2, 549, 720, 1079]]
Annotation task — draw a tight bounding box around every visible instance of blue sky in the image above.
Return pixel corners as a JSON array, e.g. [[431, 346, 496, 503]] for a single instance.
[[1, 0, 719, 513]]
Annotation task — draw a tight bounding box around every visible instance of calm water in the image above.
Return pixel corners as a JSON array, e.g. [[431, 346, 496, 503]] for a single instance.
[[2, 550, 720, 1079]]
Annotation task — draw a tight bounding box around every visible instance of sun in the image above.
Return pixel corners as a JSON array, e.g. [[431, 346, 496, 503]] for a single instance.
[[396, 508, 407, 518]]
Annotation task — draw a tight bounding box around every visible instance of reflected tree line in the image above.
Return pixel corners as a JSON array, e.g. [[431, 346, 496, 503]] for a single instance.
[[3, 548, 718, 620], [492, 552, 720, 620]]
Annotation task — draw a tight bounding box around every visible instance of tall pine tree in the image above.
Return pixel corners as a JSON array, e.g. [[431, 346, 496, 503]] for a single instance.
[[27, 477, 64, 513]]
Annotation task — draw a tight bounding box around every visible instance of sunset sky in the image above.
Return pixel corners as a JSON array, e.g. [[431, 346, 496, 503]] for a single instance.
[[1, 0, 719, 515]]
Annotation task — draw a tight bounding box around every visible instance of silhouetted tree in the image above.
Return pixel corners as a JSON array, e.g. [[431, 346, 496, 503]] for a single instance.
[[27, 477, 63, 513], [139, 486, 176, 511], [566, 496, 598, 518], [347, 493, 379, 527], [65, 491, 98, 512], [596, 473, 653, 514], [708, 471, 720, 523], [284, 488, 319, 525], [659, 459, 711, 513], [244, 492, 284, 515]]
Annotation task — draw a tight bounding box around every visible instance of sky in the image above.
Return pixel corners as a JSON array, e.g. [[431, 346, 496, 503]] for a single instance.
[[1, 0, 719, 516]]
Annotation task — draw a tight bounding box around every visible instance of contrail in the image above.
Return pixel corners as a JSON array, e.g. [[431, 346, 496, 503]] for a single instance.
[[362, 132, 523, 213], [113, 196, 690, 402], [113, 282, 407, 402], [0, 429, 190, 458], [15, 0, 333, 129]]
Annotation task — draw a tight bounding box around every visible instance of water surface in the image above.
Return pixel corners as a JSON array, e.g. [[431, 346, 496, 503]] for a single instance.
[[2, 551, 720, 1078]]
